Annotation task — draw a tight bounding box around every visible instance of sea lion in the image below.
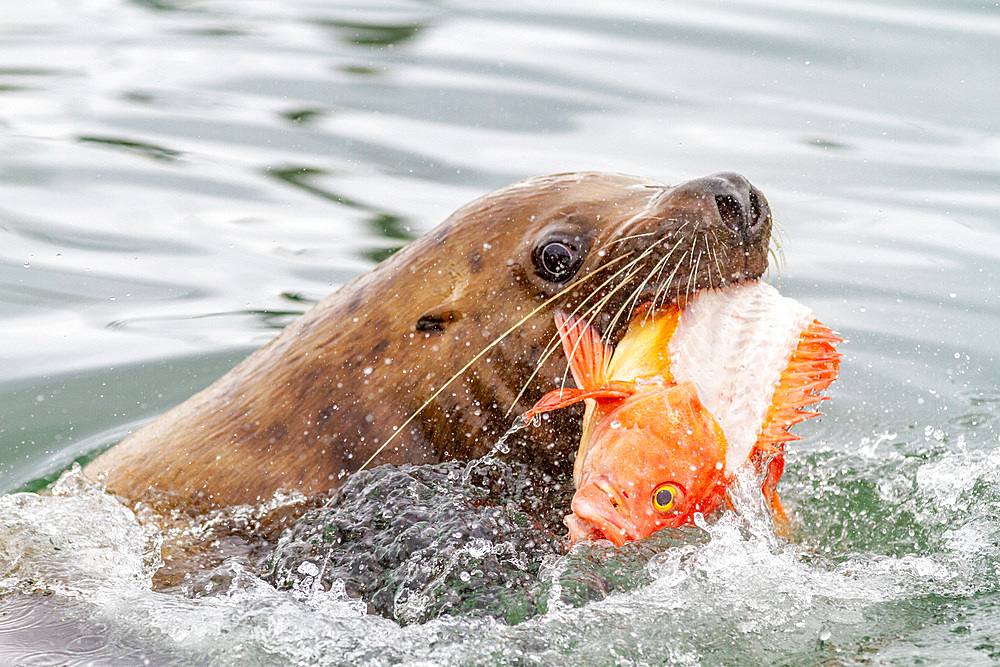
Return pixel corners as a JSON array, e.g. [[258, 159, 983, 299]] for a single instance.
[[85, 171, 772, 508]]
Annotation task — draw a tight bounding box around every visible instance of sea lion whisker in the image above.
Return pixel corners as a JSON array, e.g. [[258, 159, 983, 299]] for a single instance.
[[709, 236, 725, 287], [645, 232, 690, 291], [505, 255, 653, 415], [561, 287, 634, 392], [767, 234, 786, 282], [524, 285, 619, 400], [357, 254, 634, 473], [651, 252, 686, 314], [556, 301, 613, 392], [550, 234, 670, 392], [642, 240, 688, 324], [695, 231, 712, 290], [629, 251, 671, 326], [585, 236, 673, 346], [556, 256, 661, 391], [614, 245, 673, 334], [513, 330, 566, 405], [771, 215, 787, 239], [606, 231, 656, 246], [641, 261, 673, 326], [678, 248, 692, 300], [562, 250, 642, 320], [584, 235, 669, 320], [770, 218, 787, 274], [686, 245, 703, 303], [641, 234, 689, 324], [635, 234, 680, 305], [686, 234, 707, 302], [656, 223, 693, 271], [558, 250, 649, 332]]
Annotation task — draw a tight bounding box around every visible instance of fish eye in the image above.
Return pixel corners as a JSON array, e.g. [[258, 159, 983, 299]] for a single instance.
[[652, 483, 680, 512], [533, 237, 584, 283]]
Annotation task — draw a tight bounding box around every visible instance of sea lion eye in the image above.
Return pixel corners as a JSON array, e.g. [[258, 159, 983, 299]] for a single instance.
[[652, 483, 680, 512], [534, 239, 583, 283]]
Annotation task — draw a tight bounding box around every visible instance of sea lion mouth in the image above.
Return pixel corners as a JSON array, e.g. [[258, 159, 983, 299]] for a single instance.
[[583, 172, 772, 345], [631, 273, 759, 313]]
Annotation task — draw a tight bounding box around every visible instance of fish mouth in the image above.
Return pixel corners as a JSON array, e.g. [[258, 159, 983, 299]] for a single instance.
[[567, 477, 639, 547]]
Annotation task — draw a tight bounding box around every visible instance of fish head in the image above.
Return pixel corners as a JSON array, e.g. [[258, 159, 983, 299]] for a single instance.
[[566, 382, 728, 546]]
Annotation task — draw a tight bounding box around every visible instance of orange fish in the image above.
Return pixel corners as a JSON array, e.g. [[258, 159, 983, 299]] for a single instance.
[[524, 282, 841, 546]]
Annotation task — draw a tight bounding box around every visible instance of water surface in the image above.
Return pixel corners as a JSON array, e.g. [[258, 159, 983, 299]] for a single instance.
[[1, 0, 999, 664]]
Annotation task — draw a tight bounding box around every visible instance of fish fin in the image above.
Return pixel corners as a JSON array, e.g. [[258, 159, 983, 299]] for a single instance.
[[753, 319, 842, 461], [554, 310, 613, 390], [523, 382, 635, 422], [760, 454, 792, 536], [755, 441, 782, 456], [770, 491, 791, 538]]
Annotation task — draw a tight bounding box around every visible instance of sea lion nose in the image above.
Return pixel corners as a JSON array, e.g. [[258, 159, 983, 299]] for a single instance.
[[675, 173, 771, 242]]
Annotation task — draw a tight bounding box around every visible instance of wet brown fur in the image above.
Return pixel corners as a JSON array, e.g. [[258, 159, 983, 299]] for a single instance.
[[85, 172, 771, 507]]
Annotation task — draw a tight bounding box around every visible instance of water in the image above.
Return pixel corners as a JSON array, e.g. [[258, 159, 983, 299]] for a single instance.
[[2, 0, 1000, 663]]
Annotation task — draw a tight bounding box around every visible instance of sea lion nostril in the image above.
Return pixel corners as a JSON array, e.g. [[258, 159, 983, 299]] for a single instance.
[[714, 193, 746, 233], [748, 189, 771, 235], [749, 190, 762, 226]]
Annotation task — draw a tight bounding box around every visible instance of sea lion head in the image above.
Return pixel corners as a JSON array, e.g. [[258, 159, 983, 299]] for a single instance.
[[86, 171, 774, 507], [380, 171, 772, 464], [406, 171, 770, 350]]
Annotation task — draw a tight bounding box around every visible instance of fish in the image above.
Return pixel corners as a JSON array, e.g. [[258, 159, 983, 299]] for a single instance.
[[524, 281, 841, 546]]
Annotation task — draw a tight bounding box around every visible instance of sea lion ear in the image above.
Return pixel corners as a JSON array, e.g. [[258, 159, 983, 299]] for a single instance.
[[415, 304, 463, 333]]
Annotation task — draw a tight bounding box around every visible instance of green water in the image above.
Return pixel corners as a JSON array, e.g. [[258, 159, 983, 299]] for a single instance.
[[1, 0, 999, 664]]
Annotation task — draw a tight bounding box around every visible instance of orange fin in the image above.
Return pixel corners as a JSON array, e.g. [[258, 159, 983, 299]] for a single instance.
[[523, 382, 635, 422], [554, 310, 612, 390], [770, 490, 791, 538], [753, 319, 842, 462]]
